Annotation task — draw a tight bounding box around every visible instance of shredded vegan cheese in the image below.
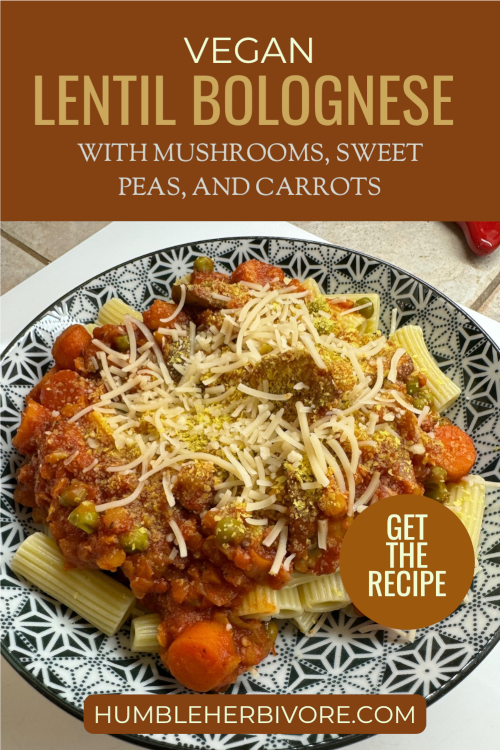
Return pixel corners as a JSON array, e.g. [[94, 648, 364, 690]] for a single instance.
[[387, 348, 406, 383], [70, 267, 444, 586], [169, 518, 188, 557]]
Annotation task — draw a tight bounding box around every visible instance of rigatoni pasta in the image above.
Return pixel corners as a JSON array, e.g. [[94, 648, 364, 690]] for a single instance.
[[236, 585, 280, 618], [299, 572, 351, 613], [292, 610, 319, 635], [131, 613, 162, 652], [11, 533, 136, 636], [445, 478, 486, 553], [96, 298, 143, 326], [275, 586, 303, 619]]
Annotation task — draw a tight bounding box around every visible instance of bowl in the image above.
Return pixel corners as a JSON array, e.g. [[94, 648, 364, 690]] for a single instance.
[[1, 236, 499, 750]]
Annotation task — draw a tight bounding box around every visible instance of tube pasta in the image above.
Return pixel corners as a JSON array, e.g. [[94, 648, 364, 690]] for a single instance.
[[301, 277, 323, 299], [390, 325, 461, 411], [299, 571, 351, 612], [445, 478, 486, 554], [96, 298, 143, 326], [241, 573, 351, 619], [85, 323, 98, 336], [284, 571, 325, 588], [131, 613, 162, 652], [275, 586, 303, 619], [11, 533, 136, 636], [236, 585, 280, 618], [292, 611, 319, 635]]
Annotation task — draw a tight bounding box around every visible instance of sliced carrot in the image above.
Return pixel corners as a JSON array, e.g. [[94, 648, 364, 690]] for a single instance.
[[433, 424, 477, 482], [164, 620, 240, 692]]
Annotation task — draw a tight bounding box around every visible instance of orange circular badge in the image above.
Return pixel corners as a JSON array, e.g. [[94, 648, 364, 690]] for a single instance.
[[339, 495, 475, 630]]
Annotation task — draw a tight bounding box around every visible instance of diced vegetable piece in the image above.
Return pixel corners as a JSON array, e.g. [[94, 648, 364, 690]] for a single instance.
[[164, 620, 240, 692], [428, 467, 448, 483], [425, 483, 449, 503], [354, 297, 375, 319], [193, 256, 214, 273], [215, 517, 246, 546], [13, 401, 52, 455], [173, 274, 248, 309], [120, 527, 150, 553], [52, 325, 92, 370], [230, 259, 284, 287], [114, 334, 130, 352], [172, 461, 215, 513], [40, 370, 87, 411], [101, 507, 133, 534], [68, 501, 100, 534], [433, 424, 477, 482], [406, 375, 420, 396], [59, 481, 88, 508]]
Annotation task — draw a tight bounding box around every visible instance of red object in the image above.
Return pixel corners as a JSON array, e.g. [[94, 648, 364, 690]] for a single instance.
[[456, 222, 500, 256]]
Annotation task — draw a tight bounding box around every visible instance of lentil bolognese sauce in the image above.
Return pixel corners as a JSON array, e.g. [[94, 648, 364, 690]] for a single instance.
[[13, 258, 477, 692]]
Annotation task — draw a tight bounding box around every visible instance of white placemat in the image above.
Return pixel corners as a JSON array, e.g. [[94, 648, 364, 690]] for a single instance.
[[1, 221, 499, 750]]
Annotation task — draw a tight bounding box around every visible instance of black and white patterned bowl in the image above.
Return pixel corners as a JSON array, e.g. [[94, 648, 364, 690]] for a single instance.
[[1, 237, 500, 750]]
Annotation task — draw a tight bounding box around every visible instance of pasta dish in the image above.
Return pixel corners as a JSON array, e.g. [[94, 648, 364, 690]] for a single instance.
[[11, 258, 484, 692]]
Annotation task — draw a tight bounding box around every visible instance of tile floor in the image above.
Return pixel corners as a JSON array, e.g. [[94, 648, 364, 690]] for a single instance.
[[2, 221, 499, 321]]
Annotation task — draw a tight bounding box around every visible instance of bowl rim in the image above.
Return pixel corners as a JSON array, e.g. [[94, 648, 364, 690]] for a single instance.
[[2, 234, 500, 750]]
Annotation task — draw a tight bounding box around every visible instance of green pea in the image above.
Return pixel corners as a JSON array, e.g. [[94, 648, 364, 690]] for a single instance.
[[428, 466, 448, 483], [265, 620, 279, 643], [68, 501, 99, 534], [114, 334, 130, 352], [59, 482, 87, 508], [406, 376, 420, 396], [215, 517, 246, 546], [413, 388, 433, 410], [120, 527, 149, 553], [193, 256, 214, 273], [425, 483, 449, 503], [355, 297, 374, 319]]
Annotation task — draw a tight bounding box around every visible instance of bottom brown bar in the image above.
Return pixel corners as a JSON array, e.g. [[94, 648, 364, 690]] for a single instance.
[[84, 694, 426, 734]]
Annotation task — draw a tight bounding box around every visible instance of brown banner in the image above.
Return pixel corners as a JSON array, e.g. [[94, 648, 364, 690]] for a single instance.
[[84, 694, 426, 734], [1, 1, 499, 219], [340, 495, 475, 630]]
